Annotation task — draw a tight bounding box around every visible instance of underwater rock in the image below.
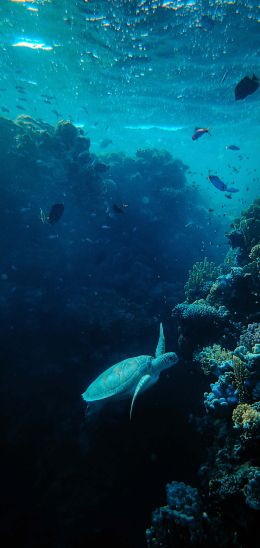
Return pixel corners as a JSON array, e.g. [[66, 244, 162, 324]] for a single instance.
[[55, 120, 79, 147]]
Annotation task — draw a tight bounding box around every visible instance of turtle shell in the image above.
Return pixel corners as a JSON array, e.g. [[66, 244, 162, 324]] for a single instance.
[[82, 355, 152, 402]]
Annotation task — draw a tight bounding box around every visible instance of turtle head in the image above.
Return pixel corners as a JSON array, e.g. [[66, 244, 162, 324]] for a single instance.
[[152, 352, 178, 374]]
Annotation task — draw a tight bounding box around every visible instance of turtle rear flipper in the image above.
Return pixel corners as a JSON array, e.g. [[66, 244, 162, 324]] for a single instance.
[[130, 374, 152, 420]]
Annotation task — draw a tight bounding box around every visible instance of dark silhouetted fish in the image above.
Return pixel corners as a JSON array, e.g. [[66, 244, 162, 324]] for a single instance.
[[41, 94, 55, 100], [208, 175, 239, 193], [40, 203, 64, 224], [48, 203, 64, 224], [235, 74, 259, 100], [226, 145, 240, 151], [192, 127, 210, 140], [113, 203, 125, 214]]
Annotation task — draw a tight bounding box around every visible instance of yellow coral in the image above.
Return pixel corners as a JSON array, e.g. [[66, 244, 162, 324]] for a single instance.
[[232, 355, 249, 403], [184, 257, 221, 302], [198, 344, 232, 375], [232, 403, 260, 430]]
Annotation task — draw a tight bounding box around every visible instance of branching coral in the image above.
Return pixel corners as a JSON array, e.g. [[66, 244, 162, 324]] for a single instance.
[[208, 462, 260, 509], [232, 402, 260, 438], [239, 323, 260, 351], [232, 355, 249, 403], [196, 338, 259, 415], [173, 300, 228, 325], [243, 469, 260, 510], [194, 344, 233, 376], [184, 257, 222, 302], [204, 374, 238, 415]]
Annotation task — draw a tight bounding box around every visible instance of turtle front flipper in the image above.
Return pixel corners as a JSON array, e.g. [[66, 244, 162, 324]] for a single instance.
[[130, 374, 151, 420], [155, 322, 165, 357]]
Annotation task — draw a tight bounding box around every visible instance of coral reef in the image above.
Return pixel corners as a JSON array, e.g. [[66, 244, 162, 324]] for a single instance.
[[232, 402, 260, 439], [173, 199, 260, 361], [148, 199, 260, 547], [172, 300, 229, 355], [146, 481, 205, 547], [204, 374, 238, 415], [148, 330, 260, 545], [193, 344, 233, 375], [239, 323, 260, 351], [226, 198, 260, 265], [184, 257, 221, 303]]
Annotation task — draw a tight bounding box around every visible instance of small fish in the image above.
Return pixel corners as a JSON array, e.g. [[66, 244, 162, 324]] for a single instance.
[[112, 203, 128, 214], [225, 194, 232, 199], [41, 94, 55, 100], [1, 106, 10, 113], [16, 105, 26, 110], [226, 145, 240, 151], [40, 203, 64, 224], [235, 74, 259, 100], [192, 127, 210, 141], [208, 175, 239, 193], [48, 234, 59, 239], [101, 225, 111, 230]]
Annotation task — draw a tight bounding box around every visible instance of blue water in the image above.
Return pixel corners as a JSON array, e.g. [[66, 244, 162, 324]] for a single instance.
[[0, 1, 259, 547]]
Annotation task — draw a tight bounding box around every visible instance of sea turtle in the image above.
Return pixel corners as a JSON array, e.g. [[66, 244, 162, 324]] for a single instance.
[[82, 323, 178, 419]]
